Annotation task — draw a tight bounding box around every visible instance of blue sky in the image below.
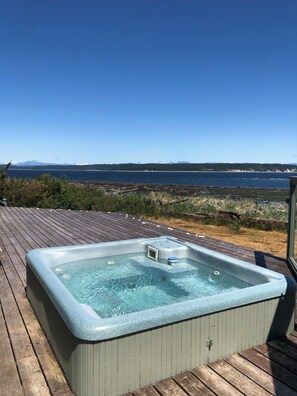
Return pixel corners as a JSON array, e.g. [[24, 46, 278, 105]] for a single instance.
[[1, 0, 297, 164]]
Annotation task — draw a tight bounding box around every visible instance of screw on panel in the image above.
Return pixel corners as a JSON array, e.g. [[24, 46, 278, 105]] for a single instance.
[[206, 339, 214, 351]]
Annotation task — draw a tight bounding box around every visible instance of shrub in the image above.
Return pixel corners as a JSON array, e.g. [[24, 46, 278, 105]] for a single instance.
[[2, 174, 161, 216]]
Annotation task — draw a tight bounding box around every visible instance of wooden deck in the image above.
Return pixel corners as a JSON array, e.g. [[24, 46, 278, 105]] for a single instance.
[[0, 206, 297, 396]]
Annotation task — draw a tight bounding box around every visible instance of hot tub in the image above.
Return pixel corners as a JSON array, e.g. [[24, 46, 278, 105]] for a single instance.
[[26, 236, 296, 396]]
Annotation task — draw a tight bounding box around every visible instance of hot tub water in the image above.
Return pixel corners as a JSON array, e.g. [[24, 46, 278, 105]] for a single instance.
[[52, 253, 251, 318]]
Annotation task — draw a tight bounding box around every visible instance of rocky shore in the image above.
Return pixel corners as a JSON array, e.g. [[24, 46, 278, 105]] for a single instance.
[[73, 181, 289, 202]]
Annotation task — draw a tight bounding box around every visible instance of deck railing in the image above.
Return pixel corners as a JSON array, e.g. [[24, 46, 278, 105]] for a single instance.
[[287, 177, 297, 278]]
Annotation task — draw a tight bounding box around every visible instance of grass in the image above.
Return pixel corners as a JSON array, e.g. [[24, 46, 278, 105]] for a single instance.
[[147, 191, 288, 231], [148, 192, 288, 221], [148, 216, 288, 257]]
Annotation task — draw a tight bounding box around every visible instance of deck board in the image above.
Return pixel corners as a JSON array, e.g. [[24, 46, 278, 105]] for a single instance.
[[240, 348, 297, 392], [208, 359, 271, 396], [225, 353, 297, 396], [0, 206, 296, 396], [0, 304, 24, 396]]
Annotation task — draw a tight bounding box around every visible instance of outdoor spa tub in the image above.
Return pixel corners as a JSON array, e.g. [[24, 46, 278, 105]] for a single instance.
[[26, 236, 296, 396]]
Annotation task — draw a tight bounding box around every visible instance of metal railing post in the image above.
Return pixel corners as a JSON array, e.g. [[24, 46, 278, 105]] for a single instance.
[[287, 177, 297, 278], [0, 198, 7, 207]]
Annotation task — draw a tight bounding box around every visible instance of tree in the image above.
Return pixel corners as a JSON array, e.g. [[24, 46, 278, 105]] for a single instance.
[[0, 162, 11, 203]]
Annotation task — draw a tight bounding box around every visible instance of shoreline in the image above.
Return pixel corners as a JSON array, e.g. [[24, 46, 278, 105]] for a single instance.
[[8, 168, 297, 174], [74, 181, 289, 202], [5, 170, 292, 200]]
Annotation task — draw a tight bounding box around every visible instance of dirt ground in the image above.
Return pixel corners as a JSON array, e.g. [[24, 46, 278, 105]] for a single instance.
[[149, 217, 288, 258]]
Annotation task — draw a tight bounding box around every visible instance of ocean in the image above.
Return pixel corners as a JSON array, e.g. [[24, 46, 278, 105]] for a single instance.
[[6, 169, 297, 189]]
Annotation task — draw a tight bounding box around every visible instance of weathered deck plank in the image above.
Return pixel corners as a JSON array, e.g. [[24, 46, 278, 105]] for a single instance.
[[208, 359, 271, 396], [191, 365, 243, 396], [172, 371, 216, 395], [0, 305, 23, 396], [225, 353, 297, 396], [0, 206, 296, 396], [240, 348, 297, 392], [0, 265, 55, 395]]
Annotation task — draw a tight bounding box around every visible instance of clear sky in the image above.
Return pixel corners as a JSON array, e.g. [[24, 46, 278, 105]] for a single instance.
[[1, 0, 297, 164]]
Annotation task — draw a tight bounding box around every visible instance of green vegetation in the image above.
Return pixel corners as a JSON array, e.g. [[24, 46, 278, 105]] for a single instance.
[[0, 162, 11, 202], [147, 192, 288, 231], [2, 174, 160, 216], [149, 193, 288, 221], [1, 173, 289, 231]]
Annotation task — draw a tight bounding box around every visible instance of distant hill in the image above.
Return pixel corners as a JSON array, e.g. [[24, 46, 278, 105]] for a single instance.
[[8, 162, 297, 172], [14, 161, 71, 166], [14, 161, 56, 166]]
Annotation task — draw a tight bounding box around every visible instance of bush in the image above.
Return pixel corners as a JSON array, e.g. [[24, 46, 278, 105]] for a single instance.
[[2, 174, 161, 216]]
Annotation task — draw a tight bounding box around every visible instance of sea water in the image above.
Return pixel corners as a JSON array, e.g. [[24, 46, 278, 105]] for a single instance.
[[52, 253, 251, 318], [7, 169, 296, 189]]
